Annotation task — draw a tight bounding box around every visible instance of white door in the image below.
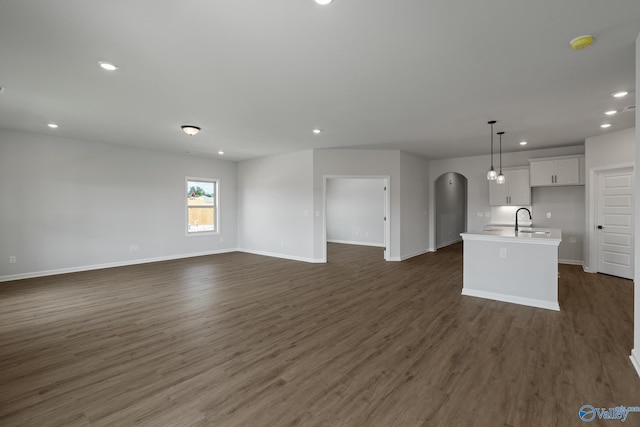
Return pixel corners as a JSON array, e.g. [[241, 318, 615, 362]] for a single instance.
[[596, 168, 634, 279]]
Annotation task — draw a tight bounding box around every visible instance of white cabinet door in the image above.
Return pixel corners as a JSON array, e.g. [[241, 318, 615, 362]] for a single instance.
[[489, 179, 509, 205], [489, 168, 530, 206], [507, 168, 531, 205], [554, 157, 580, 185], [530, 156, 583, 186], [530, 160, 555, 186]]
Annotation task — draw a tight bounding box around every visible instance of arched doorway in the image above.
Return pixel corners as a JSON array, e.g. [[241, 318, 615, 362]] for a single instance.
[[435, 172, 467, 249]]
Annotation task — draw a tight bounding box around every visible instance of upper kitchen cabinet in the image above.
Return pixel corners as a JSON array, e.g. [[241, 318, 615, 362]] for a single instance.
[[489, 167, 531, 206], [529, 155, 584, 187]]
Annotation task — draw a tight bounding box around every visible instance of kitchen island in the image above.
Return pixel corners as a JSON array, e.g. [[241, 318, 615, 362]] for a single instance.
[[460, 227, 562, 311]]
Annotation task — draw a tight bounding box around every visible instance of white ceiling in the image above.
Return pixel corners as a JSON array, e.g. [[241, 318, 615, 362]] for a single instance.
[[0, 0, 638, 161]]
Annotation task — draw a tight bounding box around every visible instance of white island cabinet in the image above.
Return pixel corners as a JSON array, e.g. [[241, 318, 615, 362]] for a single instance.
[[460, 228, 562, 311]]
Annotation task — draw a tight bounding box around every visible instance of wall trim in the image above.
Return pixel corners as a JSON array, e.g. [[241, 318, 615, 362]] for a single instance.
[[631, 349, 640, 378], [400, 249, 432, 261], [0, 248, 238, 283], [236, 248, 320, 264], [559, 259, 583, 266], [461, 288, 560, 311], [436, 238, 462, 250], [326, 239, 385, 248]]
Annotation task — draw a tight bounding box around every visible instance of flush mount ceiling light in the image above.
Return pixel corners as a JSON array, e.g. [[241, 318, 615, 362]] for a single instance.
[[181, 125, 201, 136], [486, 121, 497, 181], [218, 151, 224, 155], [312, 129, 322, 134], [496, 132, 506, 184], [47, 123, 59, 128], [604, 110, 617, 115], [601, 123, 611, 128], [314, 0, 333, 5], [613, 91, 629, 98], [569, 35, 594, 50], [99, 61, 118, 71], [520, 141, 528, 146]]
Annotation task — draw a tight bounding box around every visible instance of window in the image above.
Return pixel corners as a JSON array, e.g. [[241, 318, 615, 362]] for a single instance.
[[186, 178, 218, 234]]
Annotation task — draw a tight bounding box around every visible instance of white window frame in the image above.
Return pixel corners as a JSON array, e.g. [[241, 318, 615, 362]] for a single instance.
[[185, 177, 219, 236]]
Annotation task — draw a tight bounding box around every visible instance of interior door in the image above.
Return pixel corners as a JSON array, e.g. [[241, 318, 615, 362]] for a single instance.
[[596, 168, 634, 279]]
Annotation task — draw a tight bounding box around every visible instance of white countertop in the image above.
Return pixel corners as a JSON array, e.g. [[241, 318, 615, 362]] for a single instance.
[[461, 227, 562, 245]]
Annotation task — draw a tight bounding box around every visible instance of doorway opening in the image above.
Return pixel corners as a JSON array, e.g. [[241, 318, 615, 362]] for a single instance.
[[435, 172, 467, 249], [323, 176, 390, 262]]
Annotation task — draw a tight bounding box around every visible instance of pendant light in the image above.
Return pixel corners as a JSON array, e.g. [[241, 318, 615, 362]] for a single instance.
[[486, 121, 498, 180], [496, 131, 506, 184]]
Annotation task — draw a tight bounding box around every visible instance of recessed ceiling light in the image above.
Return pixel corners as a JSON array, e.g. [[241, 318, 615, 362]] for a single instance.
[[47, 123, 59, 128], [612, 91, 628, 98], [315, 0, 333, 5], [600, 123, 611, 128], [218, 151, 224, 155], [99, 61, 118, 71], [519, 141, 527, 146], [312, 129, 322, 134], [604, 110, 617, 115], [569, 35, 594, 50]]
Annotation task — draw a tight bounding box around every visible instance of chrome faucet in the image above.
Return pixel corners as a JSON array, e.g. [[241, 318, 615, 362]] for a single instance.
[[515, 208, 532, 232]]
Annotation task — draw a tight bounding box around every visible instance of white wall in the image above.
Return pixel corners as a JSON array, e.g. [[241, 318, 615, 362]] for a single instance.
[[399, 151, 430, 258], [531, 186, 585, 263], [0, 129, 237, 281], [585, 127, 635, 271], [237, 150, 315, 262], [428, 145, 585, 252], [313, 149, 402, 261], [632, 32, 640, 376], [326, 179, 385, 246]]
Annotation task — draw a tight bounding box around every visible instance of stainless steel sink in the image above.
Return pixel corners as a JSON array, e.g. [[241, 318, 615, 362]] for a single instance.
[[518, 229, 550, 235]]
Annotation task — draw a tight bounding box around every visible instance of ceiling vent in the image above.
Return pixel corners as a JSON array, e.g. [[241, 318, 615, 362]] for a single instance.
[[622, 105, 636, 113]]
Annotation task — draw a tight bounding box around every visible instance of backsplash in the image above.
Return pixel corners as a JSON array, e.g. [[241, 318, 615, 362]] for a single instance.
[[488, 205, 534, 226]]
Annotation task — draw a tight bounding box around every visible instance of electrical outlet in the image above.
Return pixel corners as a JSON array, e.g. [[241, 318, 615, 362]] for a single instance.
[[499, 248, 507, 258], [134, 244, 139, 251], [129, 244, 135, 251], [477, 212, 484, 217], [546, 212, 551, 219], [9, 256, 16, 264], [220, 236, 224, 242]]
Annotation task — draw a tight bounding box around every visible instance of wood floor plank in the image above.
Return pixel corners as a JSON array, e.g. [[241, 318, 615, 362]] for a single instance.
[[0, 243, 638, 426]]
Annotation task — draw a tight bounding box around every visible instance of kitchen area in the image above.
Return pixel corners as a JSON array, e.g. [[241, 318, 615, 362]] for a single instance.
[[459, 153, 586, 311]]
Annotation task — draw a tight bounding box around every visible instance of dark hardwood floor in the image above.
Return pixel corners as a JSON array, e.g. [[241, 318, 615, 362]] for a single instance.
[[0, 243, 638, 426]]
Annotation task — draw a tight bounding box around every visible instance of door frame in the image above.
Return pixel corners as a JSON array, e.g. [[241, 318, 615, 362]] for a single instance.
[[322, 175, 391, 262], [587, 163, 635, 273]]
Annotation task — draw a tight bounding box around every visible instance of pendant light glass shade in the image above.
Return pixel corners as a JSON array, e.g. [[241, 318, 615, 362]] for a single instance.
[[487, 121, 497, 180], [496, 131, 505, 184]]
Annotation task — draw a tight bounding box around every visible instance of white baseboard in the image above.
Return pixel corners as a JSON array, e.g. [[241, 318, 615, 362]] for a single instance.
[[436, 238, 462, 249], [631, 349, 640, 378], [0, 248, 237, 282], [559, 259, 583, 266], [462, 288, 560, 311], [236, 248, 319, 264], [400, 249, 432, 261], [326, 239, 385, 248]]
